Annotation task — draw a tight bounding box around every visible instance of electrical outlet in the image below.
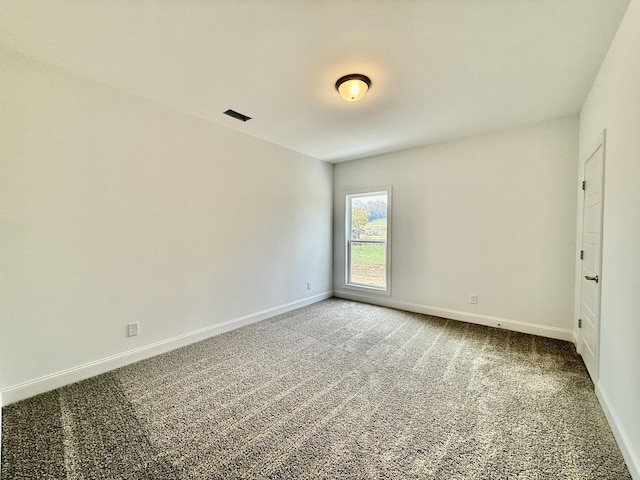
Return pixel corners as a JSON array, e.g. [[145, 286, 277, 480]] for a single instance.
[[127, 322, 139, 337], [469, 294, 478, 305], [307, 281, 312, 290]]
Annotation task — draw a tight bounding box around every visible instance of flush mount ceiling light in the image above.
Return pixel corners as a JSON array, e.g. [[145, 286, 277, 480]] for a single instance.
[[335, 74, 371, 102]]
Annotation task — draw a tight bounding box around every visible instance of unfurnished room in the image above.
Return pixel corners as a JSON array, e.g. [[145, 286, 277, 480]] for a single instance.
[[1, 1, 639, 479]]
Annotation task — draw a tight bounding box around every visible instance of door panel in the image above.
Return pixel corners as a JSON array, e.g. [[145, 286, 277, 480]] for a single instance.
[[579, 136, 604, 383]]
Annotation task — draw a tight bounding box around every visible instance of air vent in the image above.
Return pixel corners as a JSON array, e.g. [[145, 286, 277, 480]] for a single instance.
[[223, 109, 252, 122]]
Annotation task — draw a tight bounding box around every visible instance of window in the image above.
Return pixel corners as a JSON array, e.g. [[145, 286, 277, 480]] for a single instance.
[[345, 187, 391, 294]]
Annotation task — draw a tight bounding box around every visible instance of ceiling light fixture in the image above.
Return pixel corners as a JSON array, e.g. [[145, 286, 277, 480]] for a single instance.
[[335, 74, 371, 102]]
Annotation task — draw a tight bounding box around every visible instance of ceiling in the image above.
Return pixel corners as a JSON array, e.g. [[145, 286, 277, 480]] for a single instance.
[[0, 0, 630, 163]]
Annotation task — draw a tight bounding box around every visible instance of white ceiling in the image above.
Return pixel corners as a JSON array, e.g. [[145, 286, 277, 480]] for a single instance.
[[0, 0, 630, 162]]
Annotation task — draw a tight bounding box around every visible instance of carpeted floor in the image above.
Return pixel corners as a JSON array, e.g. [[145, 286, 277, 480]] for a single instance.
[[1, 298, 632, 479]]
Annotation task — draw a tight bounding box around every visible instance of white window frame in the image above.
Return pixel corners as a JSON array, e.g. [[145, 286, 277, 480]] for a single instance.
[[344, 186, 392, 295]]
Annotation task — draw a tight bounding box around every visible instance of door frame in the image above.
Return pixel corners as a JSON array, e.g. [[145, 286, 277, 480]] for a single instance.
[[575, 130, 606, 383]]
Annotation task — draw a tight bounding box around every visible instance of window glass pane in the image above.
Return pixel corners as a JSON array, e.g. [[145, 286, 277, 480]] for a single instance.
[[350, 194, 387, 240], [350, 242, 386, 288], [346, 189, 390, 292]]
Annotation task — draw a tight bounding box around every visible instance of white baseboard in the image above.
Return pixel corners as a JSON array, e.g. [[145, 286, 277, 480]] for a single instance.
[[596, 382, 640, 480], [0, 292, 332, 407], [333, 290, 574, 342]]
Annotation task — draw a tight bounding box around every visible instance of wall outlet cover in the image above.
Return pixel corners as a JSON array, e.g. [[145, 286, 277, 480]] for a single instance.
[[127, 322, 139, 337]]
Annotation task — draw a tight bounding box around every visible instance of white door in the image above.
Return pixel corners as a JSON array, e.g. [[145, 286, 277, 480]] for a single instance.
[[579, 132, 605, 383]]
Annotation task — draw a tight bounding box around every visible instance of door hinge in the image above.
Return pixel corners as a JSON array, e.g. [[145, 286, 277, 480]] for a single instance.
[[580, 250, 584, 260], [578, 318, 582, 328], [582, 180, 586, 190]]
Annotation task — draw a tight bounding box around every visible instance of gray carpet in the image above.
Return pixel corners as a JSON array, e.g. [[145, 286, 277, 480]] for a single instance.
[[1, 298, 632, 479]]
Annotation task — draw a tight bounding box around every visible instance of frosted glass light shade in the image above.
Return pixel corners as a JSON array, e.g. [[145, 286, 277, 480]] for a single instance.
[[336, 74, 371, 102]]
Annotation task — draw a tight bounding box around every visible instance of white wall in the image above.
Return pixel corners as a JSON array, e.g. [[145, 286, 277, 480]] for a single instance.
[[0, 49, 333, 403], [334, 116, 579, 340], [578, 1, 640, 477]]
